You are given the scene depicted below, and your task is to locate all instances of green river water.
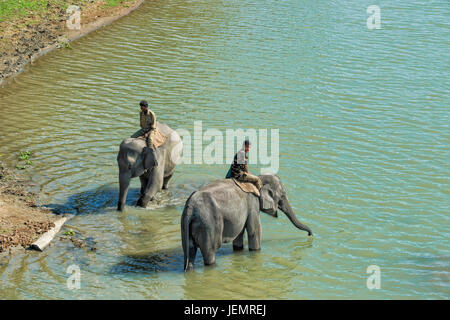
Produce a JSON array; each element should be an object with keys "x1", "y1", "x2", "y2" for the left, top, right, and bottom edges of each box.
[{"x1": 0, "y1": 0, "x2": 449, "y2": 299}]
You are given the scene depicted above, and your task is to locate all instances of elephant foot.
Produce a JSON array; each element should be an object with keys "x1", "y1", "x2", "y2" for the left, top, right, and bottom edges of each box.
[
  {"x1": 184, "y1": 263, "x2": 194, "y2": 272},
  {"x1": 233, "y1": 245, "x2": 244, "y2": 251},
  {"x1": 136, "y1": 198, "x2": 147, "y2": 208},
  {"x1": 136, "y1": 193, "x2": 156, "y2": 208},
  {"x1": 249, "y1": 247, "x2": 261, "y2": 251}
]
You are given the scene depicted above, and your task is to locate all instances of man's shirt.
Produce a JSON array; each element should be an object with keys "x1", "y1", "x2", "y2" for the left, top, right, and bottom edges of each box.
[
  {"x1": 140, "y1": 109, "x2": 156, "y2": 132},
  {"x1": 231, "y1": 150, "x2": 247, "y2": 178}
]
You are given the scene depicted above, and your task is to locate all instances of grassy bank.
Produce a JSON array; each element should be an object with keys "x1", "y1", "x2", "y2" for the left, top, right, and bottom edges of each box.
[
  {"x1": 0, "y1": 0, "x2": 143, "y2": 84},
  {"x1": 0, "y1": 0, "x2": 135, "y2": 23}
]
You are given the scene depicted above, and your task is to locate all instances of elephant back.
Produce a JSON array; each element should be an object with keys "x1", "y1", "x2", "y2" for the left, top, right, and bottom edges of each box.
[{"x1": 156, "y1": 122, "x2": 183, "y2": 169}]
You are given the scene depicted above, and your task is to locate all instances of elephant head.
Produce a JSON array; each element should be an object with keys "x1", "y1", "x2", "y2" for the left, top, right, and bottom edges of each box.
[
  {"x1": 117, "y1": 142, "x2": 160, "y2": 211},
  {"x1": 259, "y1": 174, "x2": 313, "y2": 236}
]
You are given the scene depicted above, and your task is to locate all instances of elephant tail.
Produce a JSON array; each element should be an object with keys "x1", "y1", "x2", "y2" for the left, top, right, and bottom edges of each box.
[{"x1": 182, "y1": 193, "x2": 196, "y2": 271}]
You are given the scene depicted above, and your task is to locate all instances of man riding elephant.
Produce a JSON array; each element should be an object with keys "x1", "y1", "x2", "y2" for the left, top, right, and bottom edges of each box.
[
  {"x1": 226, "y1": 139, "x2": 262, "y2": 190},
  {"x1": 131, "y1": 100, "x2": 156, "y2": 148}
]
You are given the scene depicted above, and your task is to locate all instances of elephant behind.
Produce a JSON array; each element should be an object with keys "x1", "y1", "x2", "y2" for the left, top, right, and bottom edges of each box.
[
  {"x1": 181, "y1": 174, "x2": 313, "y2": 271},
  {"x1": 117, "y1": 122, "x2": 182, "y2": 211}
]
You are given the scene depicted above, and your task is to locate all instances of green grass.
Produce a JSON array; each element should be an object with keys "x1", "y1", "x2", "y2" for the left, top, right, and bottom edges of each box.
[
  {"x1": 18, "y1": 151, "x2": 31, "y2": 161},
  {"x1": 0, "y1": 0, "x2": 49, "y2": 23},
  {"x1": 58, "y1": 41, "x2": 72, "y2": 49},
  {"x1": 0, "y1": 0, "x2": 136, "y2": 23},
  {"x1": 16, "y1": 151, "x2": 32, "y2": 170},
  {"x1": 63, "y1": 229, "x2": 76, "y2": 236},
  {"x1": 104, "y1": 0, "x2": 134, "y2": 8}
]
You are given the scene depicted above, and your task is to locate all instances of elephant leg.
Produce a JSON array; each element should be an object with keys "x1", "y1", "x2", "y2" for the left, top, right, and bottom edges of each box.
[
  {"x1": 233, "y1": 229, "x2": 245, "y2": 251},
  {"x1": 139, "y1": 175, "x2": 148, "y2": 196},
  {"x1": 136, "y1": 175, "x2": 150, "y2": 207},
  {"x1": 246, "y1": 212, "x2": 262, "y2": 251},
  {"x1": 185, "y1": 238, "x2": 198, "y2": 271},
  {"x1": 162, "y1": 174, "x2": 173, "y2": 190}
]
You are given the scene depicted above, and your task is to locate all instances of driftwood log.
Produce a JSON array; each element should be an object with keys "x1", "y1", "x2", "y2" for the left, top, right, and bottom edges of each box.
[{"x1": 30, "y1": 215, "x2": 73, "y2": 251}]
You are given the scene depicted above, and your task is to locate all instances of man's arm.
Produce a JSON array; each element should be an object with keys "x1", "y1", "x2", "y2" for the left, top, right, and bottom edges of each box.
[{"x1": 150, "y1": 110, "x2": 157, "y2": 130}]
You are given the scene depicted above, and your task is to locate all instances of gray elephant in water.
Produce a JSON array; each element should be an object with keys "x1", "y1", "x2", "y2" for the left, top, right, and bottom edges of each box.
[
  {"x1": 181, "y1": 174, "x2": 313, "y2": 271},
  {"x1": 117, "y1": 122, "x2": 182, "y2": 211}
]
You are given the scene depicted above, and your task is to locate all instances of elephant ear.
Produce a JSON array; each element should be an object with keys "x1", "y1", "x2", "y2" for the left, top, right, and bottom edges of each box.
[
  {"x1": 259, "y1": 184, "x2": 276, "y2": 213},
  {"x1": 144, "y1": 148, "x2": 159, "y2": 170}
]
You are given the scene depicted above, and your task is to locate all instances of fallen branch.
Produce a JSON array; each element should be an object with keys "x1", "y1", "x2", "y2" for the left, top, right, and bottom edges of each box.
[{"x1": 30, "y1": 215, "x2": 73, "y2": 251}]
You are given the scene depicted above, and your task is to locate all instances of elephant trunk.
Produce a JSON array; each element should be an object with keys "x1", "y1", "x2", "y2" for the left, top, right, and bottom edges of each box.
[
  {"x1": 117, "y1": 171, "x2": 131, "y2": 211},
  {"x1": 279, "y1": 197, "x2": 313, "y2": 236}
]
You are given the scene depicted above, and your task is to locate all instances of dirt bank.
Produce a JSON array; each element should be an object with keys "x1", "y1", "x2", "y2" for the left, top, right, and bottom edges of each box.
[
  {"x1": 0, "y1": 162, "x2": 58, "y2": 255},
  {"x1": 0, "y1": 0, "x2": 145, "y2": 86}
]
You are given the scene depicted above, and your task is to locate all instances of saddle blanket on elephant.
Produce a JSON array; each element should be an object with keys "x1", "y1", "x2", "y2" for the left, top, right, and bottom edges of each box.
[
  {"x1": 232, "y1": 178, "x2": 260, "y2": 197},
  {"x1": 137, "y1": 128, "x2": 167, "y2": 148}
]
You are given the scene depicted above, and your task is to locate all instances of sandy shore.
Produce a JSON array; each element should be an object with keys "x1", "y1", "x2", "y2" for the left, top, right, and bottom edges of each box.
[
  {"x1": 0, "y1": 0, "x2": 145, "y2": 87},
  {"x1": 0, "y1": 162, "x2": 58, "y2": 257}
]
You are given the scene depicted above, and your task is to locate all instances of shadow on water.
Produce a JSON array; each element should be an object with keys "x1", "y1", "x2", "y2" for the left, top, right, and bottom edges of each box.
[
  {"x1": 44, "y1": 180, "x2": 200, "y2": 215},
  {"x1": 110, "y1": 247, "x2": 185, "y2": 275},
  {"x1": 44, "y1": 185, "x2": 125, "y2": 216}
]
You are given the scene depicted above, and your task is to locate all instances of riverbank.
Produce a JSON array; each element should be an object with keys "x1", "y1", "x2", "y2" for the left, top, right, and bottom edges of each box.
[
  {"x1": 0, "y1": 0, "x2": 145, "y2": 86},
  {"x1": 0, "y1": 162, "x2": 58, "y2": 257}
]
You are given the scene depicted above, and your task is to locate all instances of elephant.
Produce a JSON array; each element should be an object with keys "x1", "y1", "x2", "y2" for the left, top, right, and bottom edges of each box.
[
  {"x1": 181, "y1": 174, "x2": 313, "y2": 271},
  {"x1": 117, "y1": 122, "x2": 182, "y2": 211}
]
